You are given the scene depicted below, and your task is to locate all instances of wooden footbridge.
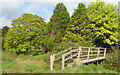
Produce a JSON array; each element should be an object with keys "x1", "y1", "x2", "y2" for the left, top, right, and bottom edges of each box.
[{"x1": 50, "y1": 46, "x2": 107, "y2": 70}]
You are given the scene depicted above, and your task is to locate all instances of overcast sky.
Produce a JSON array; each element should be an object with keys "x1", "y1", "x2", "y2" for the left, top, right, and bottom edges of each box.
[{"x1": 0, "y1": 0, "x2": 119, "y2": 28}]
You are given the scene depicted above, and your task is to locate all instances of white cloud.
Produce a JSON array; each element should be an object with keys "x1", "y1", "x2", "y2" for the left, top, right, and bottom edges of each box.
[
  {"x1": 1, "y1": 2, "x2": 19, "y2": 17},
  {"x1": 22, "y1": 2, "x2": 55, "y2": 23},
  {"x1": 0, "y1": 16, "x2": 12, "y2": 28},
  {"x1": 22, "y1": 2, "x2": 54, "y2": 13},
  {"x1": 63, "y1": 2, "x2": 79, "y2": 16},
  {"x1": 0, "y1": 0, "x2": 119, "y2": 29},
  {"x1": 0, "y1": 0, "x2": 24, "y2": 2},
  {"x1": 23, "y1": 2, "x2": 43, "y2": 12},
  {"x1": 0, "y1": 0, "x2": 24, "y2": 28}
]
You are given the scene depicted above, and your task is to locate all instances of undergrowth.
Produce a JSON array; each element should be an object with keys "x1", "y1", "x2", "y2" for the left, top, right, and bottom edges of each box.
[{"x1": 2, "y1": 51, "x2": 118, "y2": 73}]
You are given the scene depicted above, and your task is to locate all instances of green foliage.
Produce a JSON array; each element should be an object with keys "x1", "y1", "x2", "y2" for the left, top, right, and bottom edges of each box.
[
  {"x1": 1, "y1": 26, "x2": 9, "y2": 50},
  {"x1": 64, "y1": 2, "x2": 95, "y2": 48},
  {"x1": 28, "y1": 49, "x2": 44, "y2": 56},
  {"x1": 102, "y1": 46, "x2": 119, "y2": 72},
  {"x1": 44, "y1": 3, "x2": 70, "y2": 52},
  {"x1": 42, "y1": 35, "x2": 55, "y2": 53},
  {"x1": 118, "y1": 16, "x2": 120, "y2": 72},
  {"x1": 1, "y1": 26, "x2": 9, "y2": 37},
  {"x1": 51, "y1": 41, "x2": 79, "y2": 54},
  {"x1": 4, "y1": 13, "x2": 46, "y2": 53},
  {"x1": 47, "y1": 2, "x2": 70, "y2": 41},
  {"x1": 65, "y1": 2, "x2": 89, "y2": 43},
  {"x1": 2, "y1": 1, "x2": 119, "y2": 72},
  {"x1": 87, "y1": 0, "x2": 118, "y2": 47}
]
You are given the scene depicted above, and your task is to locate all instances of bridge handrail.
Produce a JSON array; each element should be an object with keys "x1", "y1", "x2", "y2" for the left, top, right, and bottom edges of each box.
[
  {"x1": 50, "y1": 46, "x2": 107, "y2": 70},
  {"x1": 50, "y1": 46, "x2": 77, "y2": 70}
]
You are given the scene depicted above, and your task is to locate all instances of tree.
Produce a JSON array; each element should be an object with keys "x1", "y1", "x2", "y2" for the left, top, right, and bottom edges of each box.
[
  {"x1": 65, "y1": 2, "x2": 90, "y2": 44},
  {"x1": 102, "y1": 5, "x2": 119, "y2": 72},
  {"x1": 1, "y1": 26, "x2": 9, "y2": 50},
  {"x1": 47, "y1": 2, "x2": 70, "y2": 43},
  {"x1": 2, "y1": 26, "x2": 9, "y2": 37},
  {"x1": 117, "y1": 3, "x2": 120, "y2": 71},
  {"x1": 44, "y1": 3, "x2": 70, "y2": 52},
  {"x1": 4, "y1": 13, "x2": 46, "y2": 53},
  {"x1": 87, "y1": 0, "x2": 118, "y2": 47},
  {"x1": 118, "y1": 16, "x2": 120, "y2": 49}
]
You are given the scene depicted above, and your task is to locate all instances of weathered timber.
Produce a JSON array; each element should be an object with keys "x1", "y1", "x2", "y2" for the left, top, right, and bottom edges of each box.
[
  {"x1": 55, "y1": 47, "x2": 72, "y2": 56},
  {"x1": 62, "y1": 54, "x2": 65, "y2": 70},
  {"x1": 54, "y1": 49, "x2": 78, "y2": 61},
  {"x1": 81, "y1": 51, "x2": 104, "y2": 52},
  {"x1": 81, "y1": 57, "x2": 106, "y2": 63},
  {"x1": 64, "y1": 49, "x2": 78, "y2": 56},
  {"x1": 50, "y1": 55, "x2": 53, "y2": 70},
  {"x1": 78, "y1": 47, "x2": 81, "y2": 60},
  {"x1": 104, "y1": 48, "x2": 106, "y2": 57},
  {"x1": 97, "y1": 48, "x2": 100, "y2": 60},
  {"x1": 87, "y1": 48, "x2": 90, "y2": 62},
  {"x1": 81, "y1": 47, "x2": 106, "y2": 49},
  {"x1": 50, "y1": 46, "x2": 107, "y2": 70},
  {"x1": 65, "y1": 53, "x2": 78, "y2": 61},
  {"x1": 54, "y1": 57, "x2": 62, "y2": 61},
  {"x1": 53, "y1": 54, "x2": 55, "y2": 64}
]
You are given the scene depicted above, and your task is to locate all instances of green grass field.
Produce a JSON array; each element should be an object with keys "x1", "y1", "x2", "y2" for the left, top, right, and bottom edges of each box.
[{"x1": 2, "y1": 51, "x2": 118, "y2": 73}]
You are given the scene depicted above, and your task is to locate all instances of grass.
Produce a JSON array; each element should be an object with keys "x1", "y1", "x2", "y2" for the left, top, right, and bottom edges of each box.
[{"x1": 2, "y1": 51, "x2": 118, "y2": 73}]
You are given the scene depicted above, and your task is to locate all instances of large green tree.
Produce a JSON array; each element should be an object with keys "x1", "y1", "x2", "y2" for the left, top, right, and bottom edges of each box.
[
  {"x1": 65, "y1": 2, "x2": 90, "y2": 44},
  {"x1": 47, "y1": 2, "x2": 70, "y2": 43},
  {"x1": 87, "y1": 1, "x2": 118, "y2": 47},
  {"x1": 4, "y1": 13, "x2": 46, "y2": 53},
  {"x1": 43, "y1": 3, "x2": 70, "y2": 52}
]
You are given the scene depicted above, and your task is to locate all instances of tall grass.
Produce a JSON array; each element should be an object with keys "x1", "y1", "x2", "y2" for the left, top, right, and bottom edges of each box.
[{"x1": 2, "y1": 51, "x2": 118, "y2": 73}]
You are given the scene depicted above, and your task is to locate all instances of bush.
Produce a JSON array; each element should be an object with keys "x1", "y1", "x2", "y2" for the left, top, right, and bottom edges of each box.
[
  {"x1": 28, "y1": 49, "x2": 44, "y2": 56},
  {"x1": 102, "y1": 45, "x2": 119, "y2": 72}
]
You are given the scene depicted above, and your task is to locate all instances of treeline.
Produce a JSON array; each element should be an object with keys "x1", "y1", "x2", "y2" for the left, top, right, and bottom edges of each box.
[{"x1": 2, "y1": 1, "x2": 118, "y2": 53}]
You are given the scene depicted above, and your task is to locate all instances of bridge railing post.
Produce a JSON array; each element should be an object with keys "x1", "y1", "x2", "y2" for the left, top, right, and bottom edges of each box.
[
  {"x1": 104, "y1": 48, "x2": 106, "y2": 57},
  {"x1": 97, "y1": 48, "x2": 100, "y2": 65},
  {"x1": 50, "y1": 55, "x2": 53, "y2": 70},
  {"x1": 87, "y1": 48, "x2": 90, "y2": 62},
  {"x1": 62, "y1": 54, "x2": 65, "y2": 70},
  {"x1": 78, "y1": 46, "x2": 81, "y2": 60},
  {"x1": 91, "y1": 48, "x2": 93, "y2": 55},
  {"x1": 97, "y1": 48, "x2": 100, "y2": 60},
  {"x1": 53, "y1": 54, "x2": 55, "y2": 65}
]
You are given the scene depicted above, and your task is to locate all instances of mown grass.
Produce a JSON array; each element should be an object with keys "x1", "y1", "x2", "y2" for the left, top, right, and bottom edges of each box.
[{"x1": 2, "y1": 51, "x2": 118, "y2": 73}]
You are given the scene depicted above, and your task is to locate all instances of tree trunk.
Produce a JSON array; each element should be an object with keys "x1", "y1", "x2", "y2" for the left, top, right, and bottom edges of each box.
[{"x1": 51, "y1": 26, "x2": 54, "y2": 39}]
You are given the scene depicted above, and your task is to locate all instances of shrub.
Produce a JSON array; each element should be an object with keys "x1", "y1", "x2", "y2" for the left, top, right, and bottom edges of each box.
[{"x1": 102, "y1": 45, "x2": 119, "y2": 72}]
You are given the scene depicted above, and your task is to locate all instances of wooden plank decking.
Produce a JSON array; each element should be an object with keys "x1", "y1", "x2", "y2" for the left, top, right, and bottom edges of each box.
[{"x1": 80, "y1": 56, "x2": 106, "y2": 63}]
